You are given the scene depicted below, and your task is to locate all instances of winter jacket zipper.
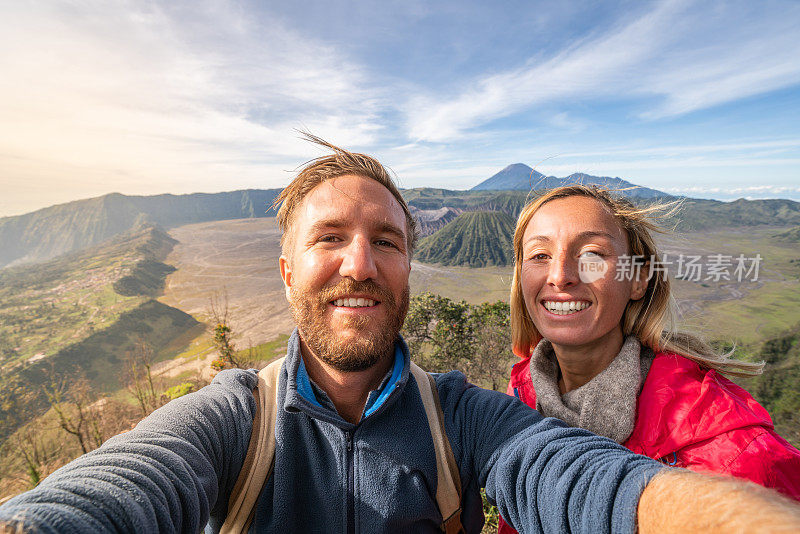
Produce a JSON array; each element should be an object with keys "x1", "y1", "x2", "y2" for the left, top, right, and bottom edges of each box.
[{"x1": 346, "y1": 430, "x2": 355, "y2": 534}]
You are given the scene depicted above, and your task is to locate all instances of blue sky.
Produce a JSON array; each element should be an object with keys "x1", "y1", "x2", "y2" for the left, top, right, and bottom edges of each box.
[{"x1": 1, "y1": 0, "x2": 799, "y2": 216}]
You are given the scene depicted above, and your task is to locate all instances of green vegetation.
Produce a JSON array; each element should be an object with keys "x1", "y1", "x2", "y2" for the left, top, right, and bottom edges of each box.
[
  {"x1": 0, "y1": 224, "x2": 177, "y2": 365},
  {"x1": 481, "y1": 489, "x2": 500, "y2": 533},
  {"x1": 690, "y1": 280, "x2": 800, "y2": 344},
  {"x1": 666, "y1": 226, "x2": 800, "y2": 344},
  {"x1": 209, "y1": 317, "x2": 289, "y2": 376},
  {"x1": 113, "y1": 259, "x2": 176, "y2": 297},
  {"x1": 211, "y1": 321, "x2": 241, "y2": 372},
  {"x1": 402, "y1": 293, "x2": 514, "y2": 391},
  {"x1": 164, "y1": 382, "x2": 196, "y2": 400},
  {"x1": 737, "y1": 324, "x2": 800, "y2": 448},
  {"x1": 235, "y1": 334, "x2": 289, "y2": 364},
  {"x1": 773, "y1": 225, "x2": 800, "y2": 243},
  {"x1": 416, "y1": 211, "x2": 515, "y2": 267},
  {"x1": 0, "y1": 299, "x2": 201, "y2": 442},
  {"x1": 206, "y1": 294, "x2": 288, "y2": 373},
  {"x1": 408, "y1": 191, "x2": 800, "y2": 268},
  {"x1": 0, "y1": 224, "x2": 202, "y2": 444},
  {"x1": 43, "y1": 300, "x2": 200, "y2": 389}
]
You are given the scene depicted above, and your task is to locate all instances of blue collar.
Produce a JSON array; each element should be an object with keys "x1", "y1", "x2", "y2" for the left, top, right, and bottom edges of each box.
[{"x1": 296, "y1": 346, "x2": 405, "y2": 420}]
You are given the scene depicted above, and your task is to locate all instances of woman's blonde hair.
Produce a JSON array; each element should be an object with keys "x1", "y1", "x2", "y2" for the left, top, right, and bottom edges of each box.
[{"x1": 510, "y1": 185, "x2": 763, "y2": 377}]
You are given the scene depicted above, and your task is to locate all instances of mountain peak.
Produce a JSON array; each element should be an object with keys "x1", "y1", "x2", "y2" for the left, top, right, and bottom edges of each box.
[
  {"x1": 471, "y1": 163, "x2": 544, "y2": 191},
  {"x1": 471, "y1": 164, "x2": 668, "y2": 198},
  {"x1": 503, "y1": 163, "x2": 533, "y2": 172}
]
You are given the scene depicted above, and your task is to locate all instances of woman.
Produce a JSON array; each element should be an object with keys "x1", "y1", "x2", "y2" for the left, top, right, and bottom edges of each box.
[{"x1": 498, "y1": 186, "x2": 800, "y2": 533}]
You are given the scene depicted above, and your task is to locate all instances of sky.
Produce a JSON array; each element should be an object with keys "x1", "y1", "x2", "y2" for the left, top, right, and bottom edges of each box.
[{"x1": 1, "y1": 0, "x2": 800, "y2": 217}]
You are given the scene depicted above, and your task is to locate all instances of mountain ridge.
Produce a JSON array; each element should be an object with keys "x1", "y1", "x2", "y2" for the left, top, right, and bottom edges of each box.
[
  {"x1": 0, "y1": 222, "x2": 200, "y2": 441},
  {"x1": 4, "y1": 177, "x2": 800, "y2": 269},
  {"x1": 415, "y1": 211, "x2": 515, "y2": 267},
  {"x1": 0, "y1": 189, "x2": 281, "y2": 268}
]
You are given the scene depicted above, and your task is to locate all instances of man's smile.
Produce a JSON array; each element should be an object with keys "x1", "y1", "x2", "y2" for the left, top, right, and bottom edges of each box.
[{"x1": 330, "y1": 294, "x2": 380, "y2": 308}]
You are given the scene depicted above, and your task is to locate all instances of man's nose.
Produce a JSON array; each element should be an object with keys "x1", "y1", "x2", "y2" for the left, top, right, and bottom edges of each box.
[
  {"x1": 339, "y1": 237, "x2": 378, "y2": 281},
  {"x1": 547, "y1": 254, "x2": 579, "y2": 288}
]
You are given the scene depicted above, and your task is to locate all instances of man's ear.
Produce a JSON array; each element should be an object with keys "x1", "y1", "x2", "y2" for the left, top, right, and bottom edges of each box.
[
  {"x1": 631, "y1": 261, "x2": 648, "y2": 301},
  {"x1": 279, "y1": 255, "x2": 292, "y2": 301}
]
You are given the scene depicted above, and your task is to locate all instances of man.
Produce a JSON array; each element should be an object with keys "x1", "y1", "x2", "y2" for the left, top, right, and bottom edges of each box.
[{"x1": 1, "y1": 137, "x2": 799, "y2": 533}]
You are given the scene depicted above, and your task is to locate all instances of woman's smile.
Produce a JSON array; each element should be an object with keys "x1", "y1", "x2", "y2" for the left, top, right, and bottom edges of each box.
[{"x1": 541, "y1": 299, "x2": 592, "y2": 316}]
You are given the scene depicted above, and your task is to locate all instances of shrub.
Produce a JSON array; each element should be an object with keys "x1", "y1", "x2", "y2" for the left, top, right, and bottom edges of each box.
[{"x1": 164, "y1": 382, "x2": 195, "y2": 400}]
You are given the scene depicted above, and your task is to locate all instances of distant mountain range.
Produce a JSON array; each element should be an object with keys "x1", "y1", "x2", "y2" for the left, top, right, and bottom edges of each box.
[
  {"x1": 3, "y1": 166, "x2": 800, "y2": 270},
  {"x1": 471, "y1": 163, "x2": 668, "y2": 199},
  {"x1": 0, "y1": 190, "x2": 280, "y2": 268}
]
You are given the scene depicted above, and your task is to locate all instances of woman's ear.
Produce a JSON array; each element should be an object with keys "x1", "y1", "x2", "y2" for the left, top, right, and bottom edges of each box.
[{"x1": 631, "y1": 261, "x2": 648, "y2": 301}]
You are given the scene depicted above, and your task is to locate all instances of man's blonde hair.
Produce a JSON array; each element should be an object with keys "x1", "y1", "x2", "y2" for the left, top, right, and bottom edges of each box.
[
  {"x1": 272, "y1": 133, "x2": 418, "y2": 256},
  {"x1": 510, "y1": 185, "x2": 763, "y2": 377}
]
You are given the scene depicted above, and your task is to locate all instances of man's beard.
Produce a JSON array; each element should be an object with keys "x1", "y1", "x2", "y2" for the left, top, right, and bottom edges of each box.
[{"x1": 289, "y1": 278, "x2": 409, "y2": 372}]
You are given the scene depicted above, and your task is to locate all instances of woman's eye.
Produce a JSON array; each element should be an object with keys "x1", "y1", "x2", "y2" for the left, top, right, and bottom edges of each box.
[
  {"x1": 580, "y1": 250, "x2": 602, "y2": 258},
  {"x1": 528, "y1": 253, "x2": 549, "y2": 261}
]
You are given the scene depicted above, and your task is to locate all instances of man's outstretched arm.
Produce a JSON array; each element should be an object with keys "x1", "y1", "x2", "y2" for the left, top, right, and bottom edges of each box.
[
  {"x1": 0, "y1": 369, "x2": 259, "y2": 533},
  {"x1": 638, "y1": 469, "x2": 800, "y2": 532}
]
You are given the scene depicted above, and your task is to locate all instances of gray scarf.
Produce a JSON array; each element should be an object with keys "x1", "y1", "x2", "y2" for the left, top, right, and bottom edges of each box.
[{"x1": 530, "y1": 336, "x2": 654, "y2": 443}]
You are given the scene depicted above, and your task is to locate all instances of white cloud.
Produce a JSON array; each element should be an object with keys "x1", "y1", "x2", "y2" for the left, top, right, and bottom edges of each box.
[
  {"x1": 664, "y1": 185, "x2": 800, "y2": 194},
  {"x1": 405, "y1": 1, "x2": 679, "y2": 141},
  {"x1": 537, "y1": 157, "x2": 800, "y2": 176},
  {"x1": 0, "y1": 0, "x2": 388, "y2": 215},
  {"x1": 406, "y1": 0, "x2": 800, "y2": 142},
  {"x1": 558, "y1": 139, "x2": 800, "y2": 159},
  {"x1": 662, "y1": 185, "x2": 800, "y2": 200}
]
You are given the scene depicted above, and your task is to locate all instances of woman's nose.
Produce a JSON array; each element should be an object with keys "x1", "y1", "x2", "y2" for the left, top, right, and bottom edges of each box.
[
  {"x1": 339, "y1": 237, "x2": 378, "y2": 281},
  {"x1": 547, "y1": 255, "x2": 579, "y2": 288}
]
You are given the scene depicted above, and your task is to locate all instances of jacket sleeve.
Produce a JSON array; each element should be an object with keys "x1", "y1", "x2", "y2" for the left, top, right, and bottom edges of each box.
[
  {"x1": 0, "y1": 369, "x2": 259, "y2": 534},
  {"x1": 722, "y1": 428, "x2": 800, "y2": 501},
  {"x1": 435, "y1": 371, "x2": 665, "y2": 534}
]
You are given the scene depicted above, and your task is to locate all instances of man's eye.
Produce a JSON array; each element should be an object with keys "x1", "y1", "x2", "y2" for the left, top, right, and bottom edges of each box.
[
  {"x1": 375, "y1": 239, "x2": 397, "y2": 249},
  {"x1": 318, "y1": 235, "x2": 340, "y2": 243}
]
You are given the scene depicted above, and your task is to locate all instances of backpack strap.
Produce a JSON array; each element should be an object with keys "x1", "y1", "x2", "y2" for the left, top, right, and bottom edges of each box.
[
  {"x1": 409, "y1": 362, "x2": 464, "y2": 534},
  {"x1": 220, "y1": 357, "x2": 285, "y2": 534}
]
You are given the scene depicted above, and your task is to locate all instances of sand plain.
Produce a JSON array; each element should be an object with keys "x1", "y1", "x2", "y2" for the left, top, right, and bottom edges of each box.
[{"x1": 159, "y1": 218, "x2": 799, "y2": 355}]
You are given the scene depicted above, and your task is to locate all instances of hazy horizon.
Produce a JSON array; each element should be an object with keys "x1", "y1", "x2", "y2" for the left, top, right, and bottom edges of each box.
[{"x1": 5, "y1": 173, "x2": 800, "y2": 220}]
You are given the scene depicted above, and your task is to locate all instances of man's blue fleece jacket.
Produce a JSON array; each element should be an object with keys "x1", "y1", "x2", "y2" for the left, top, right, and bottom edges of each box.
[{"x1": 0, "y1": 331, "x2": 664, "y2": 533}]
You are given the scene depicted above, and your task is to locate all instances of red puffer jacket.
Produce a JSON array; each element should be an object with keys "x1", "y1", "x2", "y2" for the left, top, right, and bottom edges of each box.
[{"x1": 498, "y1": 351, "x2": 800, "y2": 534}]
